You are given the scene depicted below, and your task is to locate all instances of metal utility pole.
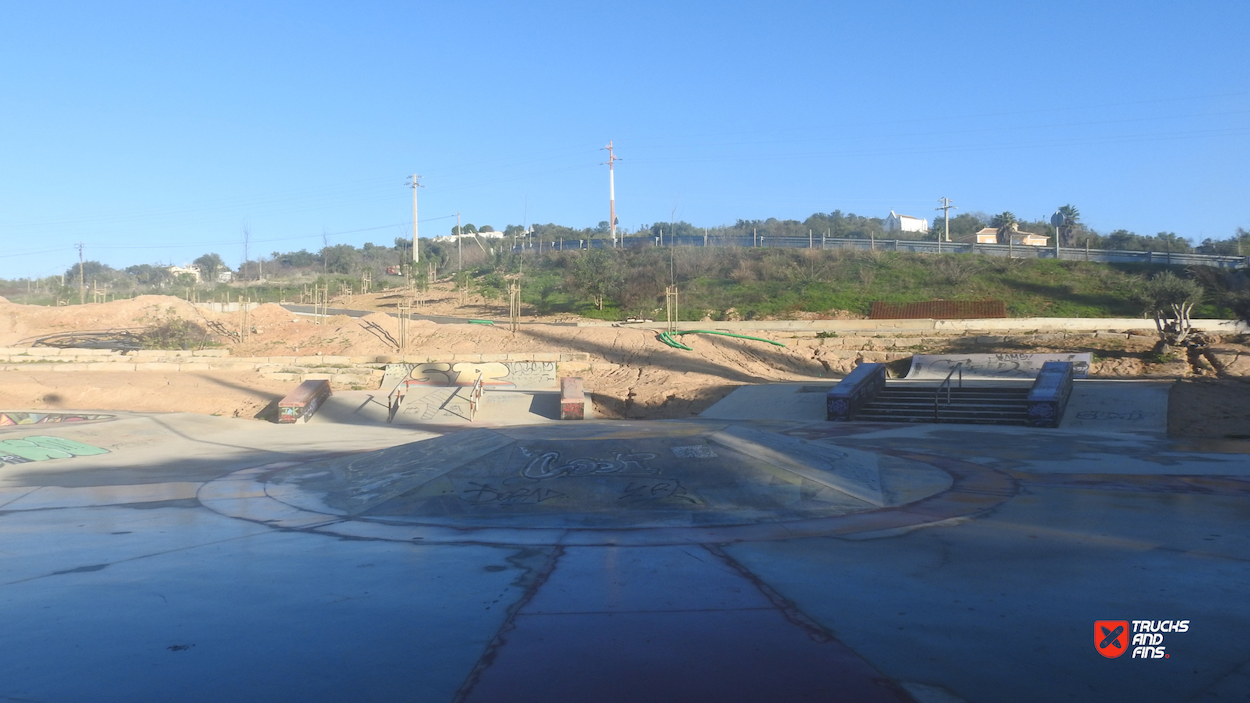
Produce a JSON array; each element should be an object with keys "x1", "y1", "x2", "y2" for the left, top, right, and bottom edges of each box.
[
  {"x1": 603, "y1": 141, "x2": 620, "y2": 247},
  {"x1": 407, "y1": 174, "x2": 423, "y2": 263},
  {"x1": 936, "y1": 198, "x2": 956, "y2": 243},
  {"x1": 1050, "y1": 210, "x2": 1066, "y2": 260},
  {"x1": 76, "y1": 243, "x2": 85, "y2": 305},
  {"x1": 456, "y1": 211, "x2": 462, "y2": 271}
]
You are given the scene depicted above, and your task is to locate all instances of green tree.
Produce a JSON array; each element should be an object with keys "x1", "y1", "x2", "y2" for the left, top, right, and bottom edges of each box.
[
  {"x1": 1196, "y1": 227, "x2": 1250, "y2": 256},
  {"x1": 125, "y1": 263, "x2": 173, "y2": 287},
  {"x1": 566, "y1": 249, "x2": 623, "y2": 310},
  {"x1": 1055, "y1": 205, "x2": 1081, "y2": 246},
  {"x1": 1135, "y1": 272, "x2": 1204, "y2": 347},
  {"x1": 193, "y1": 253, "x2": 226, "y2": 282},
  {"x1": 65, "y1": 260, "x2": 113, "y2": 281},
  {"x1": 321, "y1": 244, "x2": 361, "y2": 274}
]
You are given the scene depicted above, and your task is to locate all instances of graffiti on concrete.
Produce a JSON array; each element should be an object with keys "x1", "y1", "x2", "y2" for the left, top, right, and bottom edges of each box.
[
  {"x1": 670, "y1": 445, "x2": 717, "y2": 459},
  {"x1": 460, "y1": 482, "x2": 566, "y2": 505},
  {"x1": 391, "y1": 361, "x2": 559, "y2": 390},
  {"x1": 908, "y1": 353, "x2": 1091, "y2": 379},
  {"x1": 521, "y1": 450, "x2": 658, "y2": 480},
  {"x1": 397, "y1": 387, "x2": 465, "y2": 421},
  {"x1": 620, "y1": 479, "x2": 697, "y2": 504},
  {"x1": 0, "y1": 436, "x2": 110, "y2": 465},
  {"x1": 0, "y1": 412, "x2": 113, "y2": 428}
]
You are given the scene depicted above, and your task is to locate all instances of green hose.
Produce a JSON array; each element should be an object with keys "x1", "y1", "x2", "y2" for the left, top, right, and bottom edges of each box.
[
  {"x1": 467, "y1": 319, "x2": 495, "y2": 325},
  {"x1": 657, "y1": 331, "x2": 693, "y2": 351},
  {"x1": 674, "y1": 330, "x2": 786, "y2": 347}
]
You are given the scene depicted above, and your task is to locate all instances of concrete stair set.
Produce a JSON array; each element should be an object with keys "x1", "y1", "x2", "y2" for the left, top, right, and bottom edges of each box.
[
  {"x1": 827, "y1": 360, "x2": 1075, "y2": 427},
  {"x1": 855, "y1": 385, "x2": 1032, "y2": 425}
]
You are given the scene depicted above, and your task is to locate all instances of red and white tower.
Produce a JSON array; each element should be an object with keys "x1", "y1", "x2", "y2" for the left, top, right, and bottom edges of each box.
[{"x1": 604, "y1": 141, "x2": 620, "y2": 247}]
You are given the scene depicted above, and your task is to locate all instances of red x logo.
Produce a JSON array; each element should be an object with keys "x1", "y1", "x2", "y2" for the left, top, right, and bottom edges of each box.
[{"x1": 1095, "y1": 620, "x2": 1129, "y2": 658}]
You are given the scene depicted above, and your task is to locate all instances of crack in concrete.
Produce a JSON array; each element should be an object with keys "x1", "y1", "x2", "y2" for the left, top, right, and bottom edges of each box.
[
  {"x1": 452, "y1": 545, "x2": 563, "y2": 703},
  {"x1": 702, "y1": 543, "x2": 834, "y2": 644}
]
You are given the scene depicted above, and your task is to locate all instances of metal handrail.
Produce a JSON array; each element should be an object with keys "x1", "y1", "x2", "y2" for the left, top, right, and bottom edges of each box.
[
  {"x1": 934, "y1": 363, "x2": 963, "y2": 422},
  {"x1": 386, "y1": 365, "x2": 417, "y2": 423}
]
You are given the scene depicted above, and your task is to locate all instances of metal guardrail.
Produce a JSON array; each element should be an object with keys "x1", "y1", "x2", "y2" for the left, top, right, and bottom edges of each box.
[
  {"x1": 514, "y1": 236, "x2": 1248, "y2": 269},
  {"x1": 934, "y1": 363, "x2": 964, "y2": 422}
]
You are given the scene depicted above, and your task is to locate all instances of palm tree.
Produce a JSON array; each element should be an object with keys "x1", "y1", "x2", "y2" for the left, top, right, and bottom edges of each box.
[
  {"x1": 1057, "y1": 205, "x2": 1081, "y2": 246},
  {"x1": 991, "y1": 212, "x2": 1017, "y2": 244}
]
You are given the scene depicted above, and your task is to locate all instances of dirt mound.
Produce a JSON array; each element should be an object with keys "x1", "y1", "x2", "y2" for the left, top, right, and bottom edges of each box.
[{"x1": 0, "y1": 295, "x2": 211, "y2": 346}]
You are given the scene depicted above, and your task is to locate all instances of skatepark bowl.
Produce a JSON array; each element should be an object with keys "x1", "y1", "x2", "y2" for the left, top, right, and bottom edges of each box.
[{"x1": 1, "y1": 380, "x2": 1249, "y2": 703}]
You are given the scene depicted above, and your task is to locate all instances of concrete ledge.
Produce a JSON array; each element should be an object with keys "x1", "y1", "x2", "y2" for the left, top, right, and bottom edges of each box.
[
  {"x1": 86, "y1": 362, "x2": 137, "y2": 371},
  {"x1": 133, "y1": 362, "x2": 183, "y2": 372}
]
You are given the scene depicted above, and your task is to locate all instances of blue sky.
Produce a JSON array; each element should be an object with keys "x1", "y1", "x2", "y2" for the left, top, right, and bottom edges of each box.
[{"x1": 2, "y1": 0, "x2": 1247, "y2": 278}]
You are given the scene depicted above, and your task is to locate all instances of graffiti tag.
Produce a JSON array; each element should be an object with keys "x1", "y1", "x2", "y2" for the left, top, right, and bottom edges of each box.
[
  {"x1": 402, "y1": 361, "x2": 558, "y2": 390},
  {"x1": 521, "y1": 451, "x2": 658, "y2": 480},
  {"x1": 460, "y1": 482, "x2": 566, "y2": 505},
  {"x1": 619, "y1": 480, "x2": 697, "y2": 504}
]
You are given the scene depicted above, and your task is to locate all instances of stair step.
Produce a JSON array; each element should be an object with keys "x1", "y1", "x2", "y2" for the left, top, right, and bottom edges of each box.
[
  {"x1": 877, "y1": 391, "x2": 1030, "y2": 398},
  {"x1": 865, "y1": 397, "x2": 1030, "y2": 407},
  {"x1": 853, "y1": 415, "x2": 1031, "y2": 426},
  {"x1": 835, "y1": 380, "x2": 1044, "y2": 426},
  {"x1": 859, "y1": 409, "x2": 1028, "y2": 416}
]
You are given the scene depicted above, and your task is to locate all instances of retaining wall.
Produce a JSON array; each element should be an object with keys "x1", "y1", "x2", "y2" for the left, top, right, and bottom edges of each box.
[
  {"x1": 0, "y1": 348, "x2": 596, "y2": 387},
  {"x1": 612, "y1": 317, "x2": 1249, "y2": 334}
]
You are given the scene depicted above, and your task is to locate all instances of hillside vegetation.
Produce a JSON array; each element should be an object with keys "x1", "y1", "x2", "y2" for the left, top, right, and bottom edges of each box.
[
  {"x1": 492, "y1": 248, "x2": 1249, "y2": 321},
  {"x1": 4, "y1": 244, "x2": 1248, "y2": 323}
]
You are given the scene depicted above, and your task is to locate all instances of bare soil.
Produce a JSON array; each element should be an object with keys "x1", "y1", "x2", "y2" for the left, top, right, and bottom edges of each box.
[
  {"x1": 0, "y1": 370, "x2": 292, "y2": 420},
  {"x1": 1, "y1": 294, "x2": 1248, "y2": 436}
]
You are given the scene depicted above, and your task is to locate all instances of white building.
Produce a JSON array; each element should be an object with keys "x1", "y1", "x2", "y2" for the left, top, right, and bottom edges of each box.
[
  {"x1": 432, "y1": 230, "x2": 508, "y2": 243},
  {"x1": 167, "y1": 264, "x2": 201, "y2": 282},
  {"x1": 885, "y1": 211, "x2": 929, "y2": 233}
]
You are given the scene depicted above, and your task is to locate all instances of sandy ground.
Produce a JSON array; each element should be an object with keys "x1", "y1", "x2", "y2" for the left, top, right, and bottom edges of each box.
[
  {"x1": 0, "y1": 370, "x2": 293, "y2": 419},
  {"x1": 1, "y1": 294, "x2": 1248, "y2": 437}
]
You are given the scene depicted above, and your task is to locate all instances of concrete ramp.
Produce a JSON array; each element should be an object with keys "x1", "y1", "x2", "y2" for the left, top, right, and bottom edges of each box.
[
  {"x1": 708, "y1": 425, "x2": 884, "y2": 506},
  {"x1": 260, "y1": 422, "x2": 950, "y2": 531},
  {"x1": 907, "y1": 353, "x2": 1091, "y2": 380}
]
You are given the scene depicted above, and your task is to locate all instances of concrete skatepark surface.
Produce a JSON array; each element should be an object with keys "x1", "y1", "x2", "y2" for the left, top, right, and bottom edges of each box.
[{"x1": 2, "y1": 382, "x2": 1249, "y2": 702}]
